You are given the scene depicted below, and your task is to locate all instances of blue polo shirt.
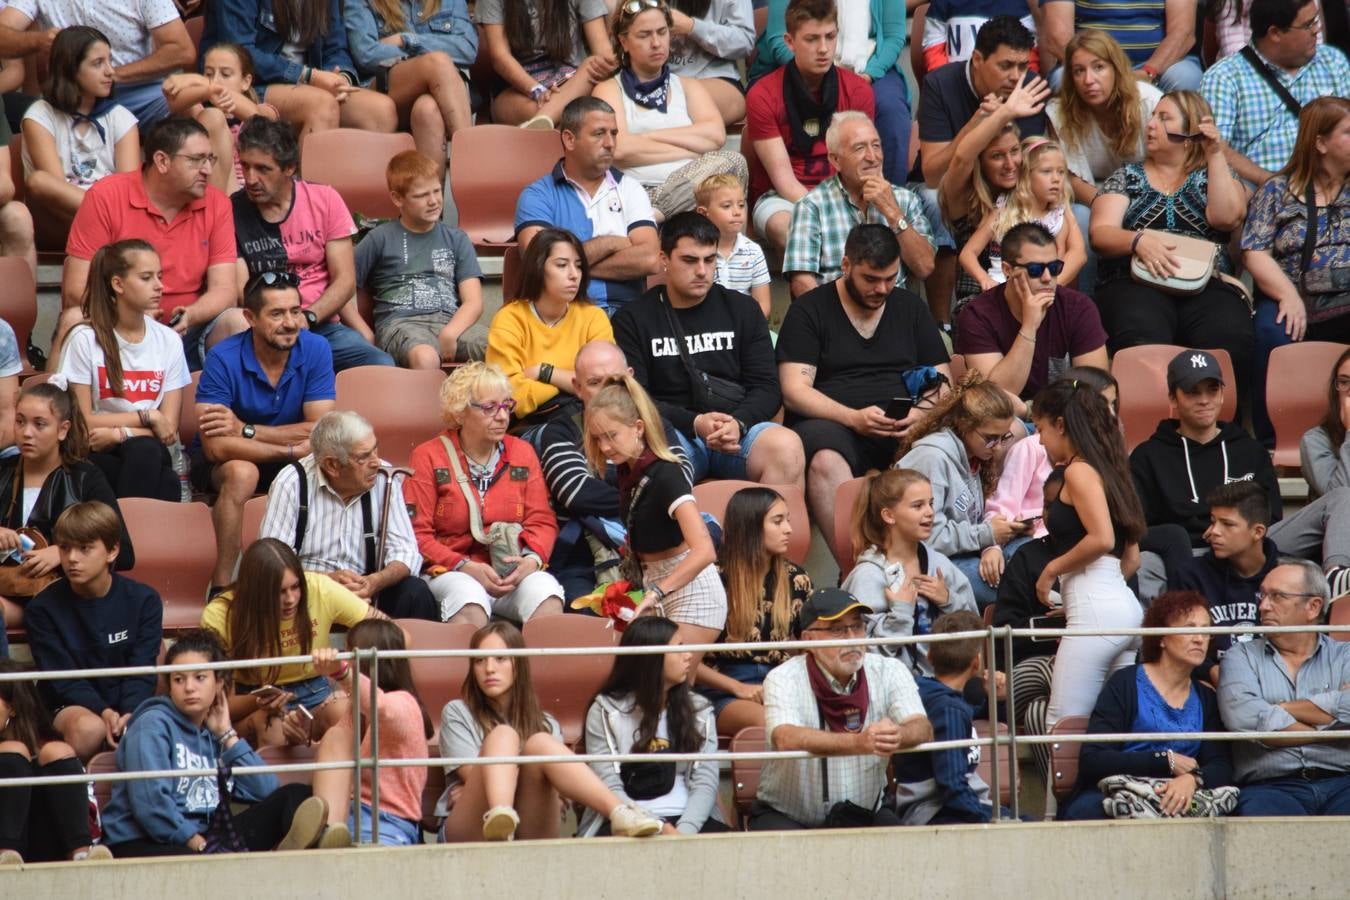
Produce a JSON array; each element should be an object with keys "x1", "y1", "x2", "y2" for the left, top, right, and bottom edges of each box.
[
  {"x1": 196, "y1": 329, "x2": 336, "y2": 427},
  {"x1": 514, "y1": 159, "x2": 657, "y2": 313}
]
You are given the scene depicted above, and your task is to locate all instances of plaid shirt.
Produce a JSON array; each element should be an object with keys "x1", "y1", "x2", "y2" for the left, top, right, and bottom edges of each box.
[
  {"x1": 759, "y1": 653, "x2": 926, "y2": 826},
  {"x1": 1201, "y1": 43, "x2": 1350, "y2": 175},
  {"x1": 783, "y1": 175, "x2": 934, "y2": 283}
]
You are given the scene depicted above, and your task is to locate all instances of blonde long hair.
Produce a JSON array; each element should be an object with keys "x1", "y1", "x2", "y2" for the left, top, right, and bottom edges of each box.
[
  {"x1": 367, "y1": 0, "x2": 439, "y2": 33},
  {"x1": 940, "y1": 121, "x2": 1021, "y2": 229},
  {"x1": 582, "y1": 374, "x2": 679, "y2": 473},
  {"x1": 991, "y1": 137, "x2": 1069, "y2": 239},
  {"x1": 1056, "y1": 30, "x2": 1147, "y2": 164}
]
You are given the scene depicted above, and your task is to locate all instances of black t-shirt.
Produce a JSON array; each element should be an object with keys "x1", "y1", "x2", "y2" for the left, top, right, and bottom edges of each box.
[
  {"x1": 776, "y1": 282, "x2": 950, "y2": 414},
  {"x1": 623, "y1": 458, "x2": 694, "y2": 554},
  {"x1": 916, "y1": 61, "x2": 1047, "y2": 144}
]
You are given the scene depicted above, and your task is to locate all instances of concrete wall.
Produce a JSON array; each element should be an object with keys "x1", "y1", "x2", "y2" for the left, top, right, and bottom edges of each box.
[{"x1": 1, "y1": 819, "x2": 1343, "y2": 899}]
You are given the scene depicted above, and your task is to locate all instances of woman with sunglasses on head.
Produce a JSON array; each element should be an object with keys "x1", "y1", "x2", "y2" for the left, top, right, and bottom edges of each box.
[
  {"x1": 895, "y1": 374, "x2": 1025, "y2": 610},
  {"x1": 1088, "y1": 90, "x2": 1253, "y2": 394},
  {"x1": 1031, "y1": 377, "x2": 1147, "y2": 729},
  {"x1": 485, "y1": 227, "x2": 614, "y2": 431},
  {"x1": 404, "y1": 362, "x2": 565, "y2": 626}
]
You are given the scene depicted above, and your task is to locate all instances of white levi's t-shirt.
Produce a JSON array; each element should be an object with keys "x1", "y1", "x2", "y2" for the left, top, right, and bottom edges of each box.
[{"x1": 59, "y1": 317, "x2": 191, "y2": 413}]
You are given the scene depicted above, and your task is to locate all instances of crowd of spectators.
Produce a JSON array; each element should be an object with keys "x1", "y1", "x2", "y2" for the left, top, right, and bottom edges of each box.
[{"x1": 1, "y1": 0, "x2": 1350, "y2": 863}]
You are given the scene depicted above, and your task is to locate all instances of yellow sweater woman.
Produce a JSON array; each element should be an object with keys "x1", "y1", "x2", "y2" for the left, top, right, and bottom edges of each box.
[{"x1": 486, "y1": 228, "x2": 615, "y2": 423}]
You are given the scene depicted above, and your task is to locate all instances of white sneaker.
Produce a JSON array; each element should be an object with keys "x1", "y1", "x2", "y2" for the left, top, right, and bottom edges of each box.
[
  {"x1": 482, "y1": 805, "x2": 520, "y2": 841},
  {"x1": 608, "y1": 803, "x2": 662, "y2": 837},
  {"x1": 519, "y1": 114, "x2": 554, "y2": 130}
]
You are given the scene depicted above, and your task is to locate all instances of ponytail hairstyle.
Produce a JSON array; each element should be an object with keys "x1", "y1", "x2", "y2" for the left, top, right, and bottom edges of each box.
[
  {"x1": 851, "y1": 468, "x2": 932, "y2": 560},
  {"x1": 718, "y1": 487, "x2": 793, "y2": 644},
  {"x1": 898, "y1": 373, "x2": 1015, "y2": 497},
  {"x1": 1031, "y1": 378, "x2": 1146, "y2": 544},
  {"x1": 347, "y1": 619, "x2": 434, "y2": 740},
  {"x1": 19, "y1": 380, "x2": 90, "y2": 466},
  {"x1": 582, "y1": 374, "x2": 679, "y2": 472},
  {"x1": 599, "y1": 616, "x2": 701, "y2": 754},
  {"x1": 80, "y1": 239, "x2": 158, "y2": 398}
]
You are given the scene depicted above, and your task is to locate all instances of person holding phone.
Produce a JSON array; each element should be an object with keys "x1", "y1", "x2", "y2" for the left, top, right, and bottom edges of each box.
[
  {"x1": 200, "y1": 538, "x2": 389, "y2": 748},
  {"x1": 896, "y1": 375, "x2": 1027, "y2": 609},
  {"x1": 841, "y1": 468, "x2": 977, "y2": 678},
  {"x1": 955, "y1": 221, "x2": 1108, "y2": 419}
]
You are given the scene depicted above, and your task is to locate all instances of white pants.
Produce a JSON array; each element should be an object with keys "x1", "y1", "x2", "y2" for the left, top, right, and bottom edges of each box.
[
  {"x1": 1045, "y1": 556, "x2": 1142, "y2": 728},
  {"x1": 426, "y1": 569, "x2": 564, "y2": 623}
]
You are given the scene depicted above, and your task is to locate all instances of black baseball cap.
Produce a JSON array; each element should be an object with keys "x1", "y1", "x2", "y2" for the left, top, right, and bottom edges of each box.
[
  {"x1": 1166, "y1": 349, "x2": 1225, "y2": 392},
  {"x1": 798, "y1": 588, "x2": 869, "y2": 633}
]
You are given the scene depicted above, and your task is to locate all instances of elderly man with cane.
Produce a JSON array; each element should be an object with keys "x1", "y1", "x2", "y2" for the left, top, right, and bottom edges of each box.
[{"x1": 258, "y1": 410, "x2": 434, "y2": 619}]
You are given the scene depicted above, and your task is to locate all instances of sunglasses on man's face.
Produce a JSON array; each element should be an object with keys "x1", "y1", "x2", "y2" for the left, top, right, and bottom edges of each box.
[{"x1": 1011, "y1": 259, "x2": 1065, "y2": 279}]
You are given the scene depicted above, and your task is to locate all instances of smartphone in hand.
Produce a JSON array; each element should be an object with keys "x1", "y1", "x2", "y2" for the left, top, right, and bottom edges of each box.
[{"x1": 884, "y1": 396, "x2": 913, "y2": 421}]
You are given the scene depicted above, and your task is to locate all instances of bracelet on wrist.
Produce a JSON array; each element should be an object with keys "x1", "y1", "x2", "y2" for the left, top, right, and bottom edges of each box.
[
  {"x1": 538, "y1": 362, "x2": 555, "y2": 385},
  {"x1": 649, "y1": 584, "x2": 668, "y2": 602},
  {"x1": 1130, "y1": 231, "x2": 1145, "y2": 255},
  {"x1": 1017, "y1": 330, "x2": 1036, "y2": 345},
  {"x1": 217, "y1": 728, "x2": 238, "y2": 747}
]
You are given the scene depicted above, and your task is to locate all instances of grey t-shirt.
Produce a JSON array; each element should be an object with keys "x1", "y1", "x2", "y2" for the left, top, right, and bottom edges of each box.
[
  {"x1": 354, "y1": 220, "x2": 483, "y2": 328},
  {"x1": 435, "y1": 699, "x2": 562, "y2": 817},
  {"x1": 474, "y1": 0, "x2": 609, "y2": 67}
]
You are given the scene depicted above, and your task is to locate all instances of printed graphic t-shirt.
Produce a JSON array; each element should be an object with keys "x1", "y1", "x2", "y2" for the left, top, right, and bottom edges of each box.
[
  {"x1": 232, "y1": 179, "x2": 356, "y2": 314},
  {"x1": 58, "y1": 316, "x2": 192, "y2": 413}
]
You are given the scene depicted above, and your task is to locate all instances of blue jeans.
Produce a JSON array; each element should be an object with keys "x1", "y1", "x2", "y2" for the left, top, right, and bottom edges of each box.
[
  {"x1": 112, "y1": 81, "x2": 172, "y2": 127},
  {"x1": 312, "y1": 321, "x2": 395, "y2": 371},
  {"x1": 672, "y1": 420, "x2": 778, "y2": 482},
  {"x1": 696, "y1": 660, "x2": 774, "y2": 717},
  {"x1": 1060, "y1": 788, "x2": 1109, "y2": 820},
  {"x1": 952, "y1": 535, "x2": 1032, "y2": 610},
  {"x1": 1070, "y1": 202, "x2": 1098, "y2": 294},
  {"x1": 914, "y1": 183, "x2": 957, "y2": 250},
  {"x1": 1048, "y1": 56, "x2": 1202, "y2": 92},
  {"x1": 1234, "y1": 773, "x2": 1350, "y2": 816},
  {"x1": 350, "y1": 802, "x2": 421, "y2": 845},
  {"x1": 872, "y1": 68, "x2": 912, "y2": 186}
]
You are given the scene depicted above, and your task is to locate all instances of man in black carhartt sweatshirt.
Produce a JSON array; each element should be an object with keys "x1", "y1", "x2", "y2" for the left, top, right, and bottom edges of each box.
[
  {"x1": 24, "y1": 501, "x2": 163, "y2": 761},
  {"x1": 612, "y1": 212, "x2": 805, "y2": 487}
]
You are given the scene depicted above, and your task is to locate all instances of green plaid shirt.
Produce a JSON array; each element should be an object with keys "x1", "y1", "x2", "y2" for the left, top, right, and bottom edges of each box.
[
  {"x1": 783, "y1": 175, "x2": 933, "y2": 282},
  {"x1": 1201, "y1": 44, "x2": 1350, "y2": 175}
]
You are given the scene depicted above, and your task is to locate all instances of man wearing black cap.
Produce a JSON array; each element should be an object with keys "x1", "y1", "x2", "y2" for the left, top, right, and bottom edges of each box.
[
  {"x1": 750, "y1": 588, "x2": 933, "y2": 831},
  {"x1": 1131, "y1": 349, "x2": 1350, "y2": 598}
]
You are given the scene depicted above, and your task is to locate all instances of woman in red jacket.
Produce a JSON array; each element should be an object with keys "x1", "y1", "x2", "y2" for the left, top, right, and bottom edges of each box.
[{"x1": 404, "y1": 363, "x2": 563, "y2": 625}]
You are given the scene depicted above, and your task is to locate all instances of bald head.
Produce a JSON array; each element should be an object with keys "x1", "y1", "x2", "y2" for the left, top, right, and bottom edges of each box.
[{"x1": 573, "y1": 341, "x2": 633, "y2": 405}]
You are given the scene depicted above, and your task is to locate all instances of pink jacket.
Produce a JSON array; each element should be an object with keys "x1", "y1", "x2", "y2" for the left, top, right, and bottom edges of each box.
[{"x1": 985, "y1": 434, "x2": 1051, "y2": 538}]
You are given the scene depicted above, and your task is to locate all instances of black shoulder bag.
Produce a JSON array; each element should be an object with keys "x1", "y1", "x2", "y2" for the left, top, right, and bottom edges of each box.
[{"x1": 660, "y1": 293, "x2": 748, "y2": 415}]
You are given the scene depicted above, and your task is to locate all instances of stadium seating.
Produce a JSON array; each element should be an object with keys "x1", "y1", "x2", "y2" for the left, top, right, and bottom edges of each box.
[
  {"x1": 242, "y1": 495, "x2": 268, "y2": 548},
  {"x1": 691, "y1": 480, "x2": 811, "y2": 565},
  {"x1": 1112, "y1": 346, "x2": 1237, "y2": 452},
  {"x1": 396, "y1": 619, "x2": 478, "y2": 721},
  {"x1": 334, "y1": 365, "x2": 448, "y2": 468},
  {"x1": 120, "y1": 499, "x2": 216, "y2": 630},
  {"x1": 521, "y1": 614, "x2": 618, "y2": 746},
  {"x1": 88, "y1": 750, "x2": 118, "y2": 814},
  {"x1": 1331, "y1": 596, "x2": 1350, "y2": 641},
  {"x1": 1267, "y1": 342, "x2": 1347, "y2": 468},
  {"x1": 830, "y1": 476, "x2": 867, "y2": 575},
  {"x1": 974, "y1": 719, "x2": 1014, "y2": 808},
  {"x1": 449, "y1": 125, "x2": 561, "y2": 250},
  {"x1": 0, "y1": 256, "x2": 37, "y2": 375},
  {"x1": 300, "y1": 129, "x2": 417, "y2": 220},
  {"x1": 730, "y1": 725, "x2": 765, "y2": 828},
  {"x1": 1049, "y1": 715, "x2": 1090, "y2": 803}
]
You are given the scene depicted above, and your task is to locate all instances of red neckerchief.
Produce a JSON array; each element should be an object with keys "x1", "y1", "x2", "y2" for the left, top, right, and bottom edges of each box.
[{"x1": 806, "y1": 656, "x2": 870, "y2": 733}]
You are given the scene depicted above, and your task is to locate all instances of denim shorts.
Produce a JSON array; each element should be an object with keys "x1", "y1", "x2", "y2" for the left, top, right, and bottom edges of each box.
[
  {"x1": 672, "y1": 420, "x2": 778, "y2": 483},
  {"x1": 696, "y1": 660, "x2": 775, "y2": 717},
  {"x1": 350, "y1": 802, "x2": 421, "y2": 846}
]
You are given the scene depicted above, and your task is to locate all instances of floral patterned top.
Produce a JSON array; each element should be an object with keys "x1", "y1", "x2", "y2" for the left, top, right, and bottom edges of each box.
[
  {"x1": 707, "y1": 561, "x2": 811, "y2": 666},
  {"x1": 1241, "y1": 175, "x2": 1350, "y2": 292},
  {"x1": 1098, "y1": 162, "x2": 1235, "y2": 285}
]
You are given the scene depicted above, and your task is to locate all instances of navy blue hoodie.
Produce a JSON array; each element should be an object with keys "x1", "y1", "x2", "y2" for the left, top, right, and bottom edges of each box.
[
  {"x1": 24, "y1": 575, "x2": 163, "y2": 714},
  {"x1": 1172, "y1": 537, "x2": 1277, "y2": 673},
  {"x1": 891, "y1": 676, "x2": 992, "y2": 824},
  {"x1": 101, "y1": 696, "x2": 277, "y2": 848}
]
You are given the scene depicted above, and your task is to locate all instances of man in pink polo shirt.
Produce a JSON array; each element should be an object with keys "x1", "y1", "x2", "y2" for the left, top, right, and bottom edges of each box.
[{"x1": 55, "y1": 118, "x2": 238, "y2": 370}]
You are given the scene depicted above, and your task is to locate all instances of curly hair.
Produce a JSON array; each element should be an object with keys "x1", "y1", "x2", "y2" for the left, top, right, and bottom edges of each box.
[
  {"x1": 438, "y1": 362, "x2": 510, "y2": 429},
  {"x1": 898, "y1": 373, "x2": 1015, "y2": 497},
  {"x1": 1139, "y1": 590, "x2": 1211, "y2": 664}
]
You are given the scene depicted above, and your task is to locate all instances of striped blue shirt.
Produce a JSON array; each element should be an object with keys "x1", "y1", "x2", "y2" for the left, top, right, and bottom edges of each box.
[{"x1": 1041, "y1": 0, "x2": 1165, "y2": 65}]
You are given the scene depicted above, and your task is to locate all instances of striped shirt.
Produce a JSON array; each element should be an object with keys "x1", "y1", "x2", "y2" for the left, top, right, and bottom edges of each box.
[
  {"x1": 783, "y1": 174, "x2": 933, "y2": 284},
  {"x1": 759, "y1": 653, "x2": 926, "y2": 826},
  {"x1": 715, "y1": 233, "x2": 771, "y2": 296},
  {"x1": 258, "y1": 455, "x2": 421, "y2": 576},
  {"x1": 1201, "y1": 43, "x2": 1350, "y2": 175},
  {"x1": 1043, "y1": 0, "x2": 1166, "y2": 65},
  {"x1": 1218, "y1": 634, "x2": 1350, "y2": 783}
]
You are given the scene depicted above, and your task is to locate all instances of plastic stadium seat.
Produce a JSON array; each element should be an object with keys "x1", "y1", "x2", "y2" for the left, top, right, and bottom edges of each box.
[
  {"x1": 974, "y1": 719, "x2": 1014, "y2": 808},
  {"x1": 1267, "y1": 342, "x2": 1348, "y2": 468},
  {"x1": 121, "y1": 499, "x2": 216, "y2": 630},
  {"x1": 421, "y1": 743, "x2": 446, "y2": 831},
  {"x1": 179, "y1": 371, "x2": 202, "y2": 450},
  {"x1": 300, "y1": 129, "x2": 416, "y2": 220},
  {"x1": 334, "y1": 365, "x2": 447, "y2": 468},
  {"x1": 1331, "y1": 596, "x2": 1350, "y2": 641},
  {"x1": 692, "y1": 480, "x2": 810, "y2": 565},
  {"x1": 88, "y1": 750, "x2": 118, "y2": 814},
  {"x1": 501, "y1": 244, "x2": 523, "y2": 303},
  {"x1": 449, "y1": 125, "x2": 561, "y2": 249},
  {"x1": 259, "y1": 744, "x2": 319, "y2": 788},
  {"x1": 1050, "y1": 715, "x2": 1090, "y2": 802},
  {"x1": 522, "y1": 615, "x2": 618, "y2": 745},
  {"x1": 242, "y1": 495, "x2": 269, "y2": 548},
  {"x1": 185, "y1": 14, "x2": 205, "y2": 54},
  {"x1": 730, "y1": 725, "x2": 765, "y2": 827},
  {"x1": 830, "y1": 476, "x2": 867, "y2": 576},
  {"x1": 397, "y1": 619, "x2": 478, "y2": 720},
  {"x1": 0, "y1": 256, "x2": 37, "y2": 374},
  {"x1": 1112, "y1": 345, "x2": 1237, "y2": 453}
]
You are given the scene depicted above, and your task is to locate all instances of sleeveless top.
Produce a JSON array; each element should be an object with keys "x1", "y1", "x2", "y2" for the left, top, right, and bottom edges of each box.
[
  {"x1": 1045, "y1": 467, "x2": 1126, "y2": 559},
  {"x1": 614, "y1": 72, "x2": 691, "y2": 186}
]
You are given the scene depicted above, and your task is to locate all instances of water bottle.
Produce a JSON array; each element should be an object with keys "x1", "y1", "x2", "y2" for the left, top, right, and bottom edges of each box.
[{"x1": 169, "y1": 441, "x2": 191, "y2": 502}]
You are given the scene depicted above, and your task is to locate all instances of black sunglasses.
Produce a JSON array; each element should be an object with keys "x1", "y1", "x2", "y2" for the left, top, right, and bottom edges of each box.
[
  {"x1": 247, "y1": 270, "x2": 301, "y2": 291},
  {"x1": 1012, "y1": 259, "x2": 1065, "y2": 278}
]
